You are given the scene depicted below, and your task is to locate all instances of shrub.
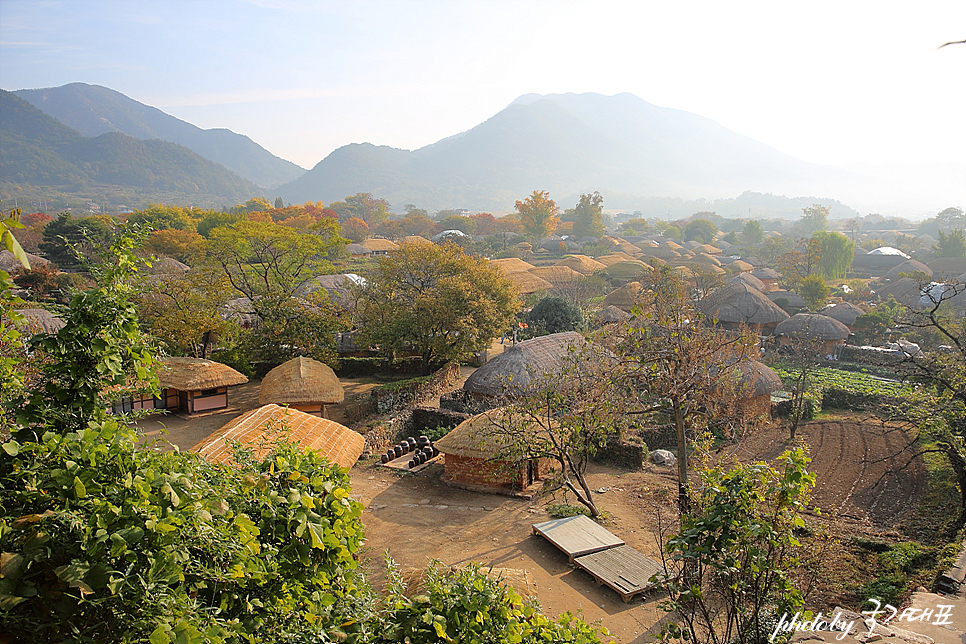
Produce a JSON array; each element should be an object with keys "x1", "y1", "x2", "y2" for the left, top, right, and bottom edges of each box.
[
  {"x1": 859, "y1": 573, "x2": 907, "y2": 608},
  {"x1": 546, "y1": 503, "x2": 591, "y2": 518}
]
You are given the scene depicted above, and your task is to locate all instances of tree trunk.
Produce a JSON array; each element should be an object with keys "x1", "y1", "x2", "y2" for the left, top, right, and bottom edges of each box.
[{"x1": 673, "y1": 399, "x2": 690, "y2": 516}]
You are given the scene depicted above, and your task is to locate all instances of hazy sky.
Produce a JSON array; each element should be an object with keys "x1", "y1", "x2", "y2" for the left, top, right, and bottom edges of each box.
[{"x1": 1, "y1": 0, "x2": 964, "y2": 172}]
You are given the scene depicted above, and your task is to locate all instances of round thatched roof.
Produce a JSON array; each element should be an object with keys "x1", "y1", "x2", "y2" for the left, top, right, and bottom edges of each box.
[
  {"x1": 193, "y1": 404, "x2": 364, "y2": 469},
  {"x1": 463, "y1": 332, "x2": 585, "y2": 397},
  {"x1": 729, "y1": 273, "x2": 766, "y2": 291},
  {"x1": 726, "y1": 260, "x2": 755, "y2": 273},
  {"x1": 699, "y1": 244, "x2": 722, "y2": 255},
  {"x1": 529, "y1": 265, "x2": 583, "y2": 284},
  {"x1": 603, "y1": 281, "x2": 643, "y2": 312},
  {"x1": 873, "y1": 277, "x2": 923, "y2": 307},
  {"x1": 218, "y1": 297, "x2": 260, "y2": 327},
  {"x1": 159, "y1": 357, "x2": 249, "y2": 390},
  {"x1": 594, "y1": 305, "x2": 632, "y2": 323},
  {"x1": 698, "y1": 283, "x2": 790, "y2": 325},
  {"x1": 688, "y1": 252, "x2": 722, "y2": 267},
  {"x1": 818, "y1": 302, "x2": 865, "y2": 326},
  {"x1": 774, "y1": 313, "x2": 850, "y2": 341},
  {"x1": 259, "y1": 356, "x2": 344, "y2": 405},
  {"x1": 637, "y1": 245, "x2": 681, "y2": 261},
  {"x1": 435, "y1": 408, "x2": 551, "y2": 460},
  {"x1": 504, "y1": 271, "x2": 553, "y2": 295},
  {"x1": 402, "y1": 235, "x2": 433, "y2": 246},
  {"x1": 751, "y1": 267, "x2": 780, "y2": 280},
  {"x1": 766, "y1": 289, "x2": 807, "y2": 309},
  {"x1": 602, "y1": 260, "x2": 650, "y2": 281},
  {"x1": 742, "y1": 361, "x2": 784, "y2": 397},
  {"x1": 554, "y1": 255, "x2": 606, "y2": 275},
  {"x1": 490, "y1": 258, "x2": 536, "y2": 274},
  {"x1": 146, "y1": 257, "x2": 190, "y2": 274},
  {"x1": 595, "y1": 252, "x2": 637, "y2": 266},
  {"x1": 296, "y1": 273, "x2": 363, "y2": 306},
  {"x1": 881, "y1": 259, "x2": 933, "y2": 282},
  {"x1": 14, "y1": 308, "x2": 65, "y2": 334}
]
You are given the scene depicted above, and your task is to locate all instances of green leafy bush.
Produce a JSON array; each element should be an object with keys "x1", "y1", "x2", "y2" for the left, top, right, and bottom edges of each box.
[
  {"x1": 546, "y1": 503, "x2": 591, "y2": 518},
  {"x1": 859, "y1": 573, "x2": 907, "y2": 608},
  {"x1": 379, "y1": 559, "x2": 608, "y2": 644}
]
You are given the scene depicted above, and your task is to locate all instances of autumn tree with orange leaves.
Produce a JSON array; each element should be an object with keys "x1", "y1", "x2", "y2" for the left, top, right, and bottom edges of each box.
[{"x1": 515, "y1": 190, "x2": 560, "y2": 239}]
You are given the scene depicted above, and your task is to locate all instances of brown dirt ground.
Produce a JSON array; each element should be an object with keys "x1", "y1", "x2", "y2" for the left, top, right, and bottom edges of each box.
[{"x1": 130, "y1": 352, "x2": 931, "y2": 643}]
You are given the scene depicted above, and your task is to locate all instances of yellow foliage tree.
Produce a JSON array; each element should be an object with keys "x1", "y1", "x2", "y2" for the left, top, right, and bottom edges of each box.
[{"x1": 515, "y1": 190, "x2": 560, "y2": 238}]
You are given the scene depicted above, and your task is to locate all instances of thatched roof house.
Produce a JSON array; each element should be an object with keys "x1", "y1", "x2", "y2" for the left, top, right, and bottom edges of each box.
[
  {"x1": 14, "y1": 308, "x2": 65, "y2": 334},
  {"x1": 463, "y1": 331, "x2": 584, "y2": 399},
  {"x1": 726, "y1": 260, "x2": 755, "y2": 273},
  {"x1": 402, "y1": 235, "x2": 433, "y2": 246},
  {"x1": 145, "y1": 257, "x2": 190, "y2": 275},
  {"x1": 928, "y1": 257, "x2": 966, "y2": 277},
  {"x1": 595, "y1": 252, "x2": 637, "y2": 267},
  {"x1": 555, "y1": 255, "x2": 606, "y2": 275},
  {"x1": 490, "y1": 258, "x2": 536, "y2": 273},
  {"x1": 818, "y1": 302, "x2": 865, "y2": 327},
  {"x1": 296, "y1": 273, "x2": 363, "y2": 308},
  {"x1": 602, "y1": 260, "x2": 650, "y2": 282},
  {"x1": 874, "y1": 278, "x2": 924, "y2": 308},
  {"x1": 219, "y1": 297, "x2": 259, "y2": 328},
  {"x1": 504, "y1": 271, "x2": 553, "y2": 295},
  {"x1": 158, "y1": 357, "x2": 249, "y2": 414},
  {"x1": 435, "y1": 409, "x2": 555, "y2": 492},
  {"x1": 697, "y1": 282, "x2": 789, "y2": 332},
  {"x1": 361, "y1": 238, "x2": 399, "y2": 255},
  {"x1": 603, "y1": 281, "x2": 643, "y2": 312},
  {"x1": 729, "y1": 273, "x2": 766, "y2": 291},
  {"x1": 774, "y1": 313, "x2": 850, "y2": 356},
  {"x1": 528, "y1": 265, "x2": 582, "y2": 285},
  {"x1": 259, "y1": 356, "x2": 344, "y2": 417},
  {"x1": 193, "y1": 404, "x2": 364, "y2": 469},
  {"x1": 594, "y1": 305, "x2": 632, "y2": 325},
  {"x1": 750, "y1": 267, "x2": 780, "y2": 290},
  {"x1": 766, "y1": 290, "x2": 807, "y2": 313},
  {"x1": 0, "y1": 250, "x2": 48, "y2": 273},
  {"x1": 881, "y1": 259, "x2": 932, "y2": 282},
  {"x1": 737, "y1": 361, "x2": 784, "y2": 418}
]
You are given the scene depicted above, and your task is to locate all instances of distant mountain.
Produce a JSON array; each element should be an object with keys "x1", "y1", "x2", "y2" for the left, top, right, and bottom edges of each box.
[
  {"x1": 277, "y1": 92, "x2": 853, "y2": 211},
  {"x1": 16, "y1": 83, "x2": 305, "y2": 189},
  {"x1": 1, "y1": 90, "x2": 262, "y2": 204}
]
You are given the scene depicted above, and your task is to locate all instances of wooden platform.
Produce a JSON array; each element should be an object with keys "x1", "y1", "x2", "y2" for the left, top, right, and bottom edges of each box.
[
  {"x1": 531, "y1": 515, "x2": 625, "y2": 562},
  {"x1": 573, "y1": 545, "x2": 663, "y2": 602}
]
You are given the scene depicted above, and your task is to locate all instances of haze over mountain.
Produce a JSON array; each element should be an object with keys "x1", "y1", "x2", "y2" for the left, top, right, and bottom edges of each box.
[
  {"x1": 0, "y1": 90, "x2": 261, "y2": 205},
  {"x1": 277, "y1": 92, "x2": 860, "y2": 211},
  {"x1": 16, "y1": 83, "x2": 305, "y2": 189}
]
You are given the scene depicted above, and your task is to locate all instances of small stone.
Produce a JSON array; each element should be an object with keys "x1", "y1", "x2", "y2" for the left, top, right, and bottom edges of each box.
[{"x1": 597, "y1": 487, "x2": 611, "y2": 494}]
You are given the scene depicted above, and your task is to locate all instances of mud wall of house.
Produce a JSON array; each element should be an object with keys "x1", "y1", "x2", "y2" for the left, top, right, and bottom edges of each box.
[{"x1": 443, "y1": 454, "x2": 523, "y2": 489}]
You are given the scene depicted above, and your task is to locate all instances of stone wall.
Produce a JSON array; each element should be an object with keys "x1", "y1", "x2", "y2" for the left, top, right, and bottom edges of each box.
[{"x1": 371, "y1": 362, "x2": 461, "y2": 416}]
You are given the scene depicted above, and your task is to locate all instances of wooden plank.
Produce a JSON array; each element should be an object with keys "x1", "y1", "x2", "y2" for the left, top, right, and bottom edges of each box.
[
  {"x1": 531, "y1": 515, "x2": 624, "y2": 562},
  {"x1": 574, "y1": 545, "x2": 663, "y2": 602}
]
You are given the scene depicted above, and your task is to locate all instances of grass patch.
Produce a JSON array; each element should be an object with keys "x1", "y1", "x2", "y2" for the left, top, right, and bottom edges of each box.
[{"x1": 546, "y1": 503, "x2": 590, "y2": 518}]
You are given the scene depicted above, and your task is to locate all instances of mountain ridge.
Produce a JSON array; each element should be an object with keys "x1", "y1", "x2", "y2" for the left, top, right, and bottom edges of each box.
[{"x1": 15, "y1": 83, "x2": 305, "y2": 189}]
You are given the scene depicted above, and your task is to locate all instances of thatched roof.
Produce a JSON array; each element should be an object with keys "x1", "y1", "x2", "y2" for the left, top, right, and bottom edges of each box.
[
  {"x1": 602, "y1": 260, "x2": 650, "y2": 281},
  {"x1": 595, "y1": 305, "x2": 632, "y2": 323},
  {"x1": 14, "y1": 308, "x2": 65, "y2": 334},
  {"x1": 296, "y1": 273, "x2": 363, "y2": 306},
  {"x1": 742, "y1": 361, "x2": 783, "y2": 397},
  {"x1": 504, "y1": 271, "x2": 553, "y2": 295},
  {"x1": 926, "y1": 257, "x2": 966, "y2": 278},
  {"x1": 159, "y1": 357, "x2": 249, "y2": 390},
  {"x1": 346, "y1": 243, "x2": 370, "y2": 256},
  {"x1": 687, "y1": 252, "x2": 722, "y2": 267},
  {"x1": 882, "y1": 259, "x2": 932, "y2": 281},
  {"x1": 436, "y1": 408, "x2": 552, "y2": 459},
  {"x1": 818, "y1": 302, "x2": 865, "y2": 326},
  {"x1": 218, "y1": 297, "x2": 260, "y2": 327},
  {"x1": 774, "y1": 313, "x2": 850, "y2": 341},
  {"x1": 726, "y1": 260, "x2": 755, "y2": 273},
  {"x1": 361, "y1": 238, "x2": 399, "y2": 252},
  {"x1": 193, "y1": 404, "x2": 364, "y2": 469},
  {"x1": 145, "y1": 257, "x2": 190, "y2": 274},
  {"x1": 751, "y1": 267, "x2": 780, "y2": 280},
  {"x1": 662, "y1": 240, "x2": 683, "y2": 250},
  {"x1": 603, "y1": 281, "x2": 643, "y2": 312},
  {"x1": 402, "y1": 235, "x2": 433, "y2": 246},
  {"x1": 874, "y1": 277, "x2": 924, "y2": 307},
  {"x1": 528, "y1": 265, "x2": 582, "y2": 285},
  {"x1": 595, "y1": 252, "x2": 637, "y2": 266},
  {"x1": 698, "y1": 283, "x2": 790, "y2": 325},
  {"x1": 259, "y1": 356, "x2": 344, "y2": 405},
  {"x1": 490, "y1": 258, "x2": 536, "y2": 274},
  {"x1": 730, "y1": 273, "x2": 766, "y2": 291},
  {"x1": 0, "y1": 250, "x2": 48, "y2": 273},
  {"x1": 699, "y1": 244, "x2": 722, "y2": 255},
  {"x1": 638, "y1": 245, "x2": 681, "y2": 261},
  {"x1": 766, "y1": 289, "x2": 807, "y2": 309},
  {"x1": 463, "y1": 332, "x2": 584, "y2": 397},
  {"x1": 554, "y1": 255, "x2": 606, "y2": 275}
]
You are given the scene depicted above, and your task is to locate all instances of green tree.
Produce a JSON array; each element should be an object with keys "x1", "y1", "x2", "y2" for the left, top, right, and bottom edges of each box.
[
  {"x1": 813, "y1": 230, "x2": 855, "y2": 279},
  {"x1": 204, "y1": 219, "x2": 349, "y2": 365},
  {"x1": 127, "y1": 204, "x2": 200, "y2": 232},
  {"x1": 245, "y1": 196, "x2": 272, "y2": 213},
  {"x1": 39, "y1": 212, "x2": 116, "y2": 269},
  {"x1": 437, "y1": 214, "x2": 477, "y2": 234},
  {"x1": 525, "y1": 295, "x2": 584, "y2": 335},
  {"x1": 777, "y1": 237, "x2": 823, "y2": 290},
  {"x1": 797, "y1": 274, "x2": 830, "y2": 310},
  {"x1": 798, "y1": 204, "x2": 830, "y2": 234},
  {"x1": 515, "y1": 190, "x2": 560, "y2": 239},
  {"x1": 274, "y1": 196, "x2": 284, "y2": 209},
  {"x1": 355, "y1": 241, "x2": 519, "y2": 366},
  {"x1": 659, "y1": 449, "x2": 815, "y2": 644},
  {"x1": 936, "y1": 206, "x2": 966, "y2": 231},
  {"x1": 742, "y1": 219, "x2": 764, "y2": 244},
  {"x1": 330, "y1": 193, "x2": 391, "y2": 226},
  {"x1": 571, "y1": 191, "x2": 605, "y2": 239},
  {"x1": 196, "y1": 210, "x2": 245, "y2": 238},
  {"x1": 934, "y1": 229, "x2": 966, "y2": 258},
  {"x1": 683, "y1": 218, "x2": 718, "y2": 244}
]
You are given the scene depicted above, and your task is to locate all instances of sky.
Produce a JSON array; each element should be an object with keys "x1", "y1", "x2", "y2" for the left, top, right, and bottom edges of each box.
[{"x1": 1, "y1": 0, "x2": 964, "y2": 183}]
